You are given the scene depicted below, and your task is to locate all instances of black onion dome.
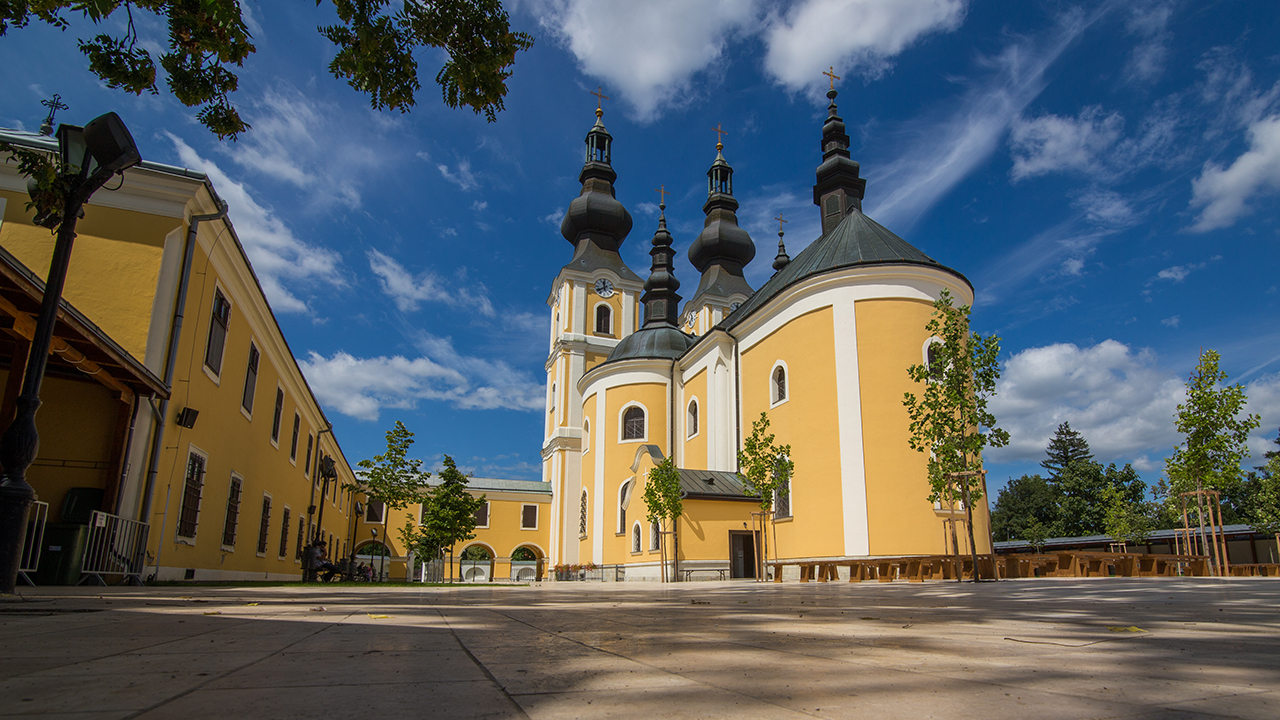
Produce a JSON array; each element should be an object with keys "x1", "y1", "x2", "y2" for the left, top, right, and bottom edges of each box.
[
  {"x1": 560, "y1": 111, "x2": 633, "y2": 253},
  {"x1": 688, "y1": 148, "x2": 755, "y2": 274}
]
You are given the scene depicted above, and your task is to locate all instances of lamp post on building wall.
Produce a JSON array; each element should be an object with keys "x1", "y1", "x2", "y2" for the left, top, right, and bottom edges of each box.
[{"x1": 0, "y1": 113, "x2": 141, "y2": 594}]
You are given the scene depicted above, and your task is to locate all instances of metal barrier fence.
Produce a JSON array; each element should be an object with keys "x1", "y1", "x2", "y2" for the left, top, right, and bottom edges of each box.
[
  {"x1": 18, "y1": 500, "x2": 49, "y2": 586},
  {"x1": 420, "y1": 559, "x2": 444, "y2": 583},
  {"x1": 553, "y1": 564, "x2": 625, "y2": 582},
  {"x1": 81, "y1": 511, "x2": 150, "y2": 586}
]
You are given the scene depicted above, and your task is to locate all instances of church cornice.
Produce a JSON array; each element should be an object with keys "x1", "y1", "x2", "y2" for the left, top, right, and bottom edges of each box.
[
  {"x1": 546, "y1": 334, "x2": 621, "y2": 370},
  {"x1": 541, "y1": 430, "x2": 583, "y2": 459},
  {"x1": 547, "y1": 267, "x2": 644, "y2": 306}
]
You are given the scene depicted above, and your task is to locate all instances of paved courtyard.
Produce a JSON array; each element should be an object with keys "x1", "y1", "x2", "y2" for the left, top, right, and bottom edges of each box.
[{"x1": 1, "y1": 578, "x2": 1277, "y2": 719}]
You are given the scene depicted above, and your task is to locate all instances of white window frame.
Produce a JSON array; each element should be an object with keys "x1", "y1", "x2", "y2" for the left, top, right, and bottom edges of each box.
[
  {"x1": 619, "y1": 401, "x2": 648, "y2": 444},
  {"x1": 769, "y1": 360, "x2": 790, "y2": 408},
  {"x1": 631, "y1": 521, "x2": 642, "y2": 554},
  {"x1": 240, "y1": 340, "x2": 260, "y2": 421},
  {"x1": 686, "y1": 397, "x2": 700, "y2": 440},
  {"x1": 202, "y1": 283, "x2": 232, "y2": 385},
  {"x1": 521, "y1": 503, "x2": 539, "y2": 531},
  {"x1": 269, "y1": 384, "x2": 285, "y2": 448},
  {"x1": 593, "y1": 301, "x2": 613, "y2": 336},
  {"x1": 583, "y1": 418, "x2": 590, "y2": 453},
  {"x1": 923, "y1": 336, "x2": 945, "y2": 380},
  {"x1": 255, "y1": 491, "x2": 272, "y2": 557},
  {"x1": 175, "y1": 445, "x2": 208, "y2": 544}
]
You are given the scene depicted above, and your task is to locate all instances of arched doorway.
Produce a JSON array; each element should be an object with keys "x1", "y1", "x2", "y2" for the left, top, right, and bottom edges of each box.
[
  {"x1": 510, "y1": 544, "x2": 545, "y2": 582},
  {"x1": 460, "y1": 544, "x2": 494, "y2": 582},
  {"x1": 354, "y1": 540, "x2": 393, "y2": 581}
]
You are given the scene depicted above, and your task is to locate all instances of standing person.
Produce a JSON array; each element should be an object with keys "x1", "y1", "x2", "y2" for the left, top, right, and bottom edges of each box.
[{"x1": 301, "y1": 540, "x2": 320, "y2": 582}]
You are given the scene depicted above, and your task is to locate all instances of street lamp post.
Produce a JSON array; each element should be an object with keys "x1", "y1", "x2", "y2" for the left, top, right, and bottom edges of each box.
[{"x1": 0, "y1": 113, "x2": 141, "y2": 594}]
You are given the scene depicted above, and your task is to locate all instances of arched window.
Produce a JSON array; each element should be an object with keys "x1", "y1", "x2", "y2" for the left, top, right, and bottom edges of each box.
[
  {"x1": 687, "y1": 399, "x2": 699, "y2": 438},
  {"x1": 623, "y1": 406, "x2": 645, "y2": 440},
  {"x1": 550, "y1": 383, "x2": 556, "y2": 412},
  {"x1": 631, "y1": 522, "x2": 641, "y2": 553},
  {"x1": 925, "y1": 338, "x2": 945, "y2": 380},
  {"x1": 583, "y1": 419, "x2": 590, "y2": 453},
  {"x1": 595, "y1": 304, "x2": 612, "y2": 335},
  {"x1": 771, "y1": 363, "x2": 788, "y2": 405},
  {"x1": 579, "y1": 490, "x2": 588, "y2": 539},
  {"x1": 618, "y1": 480, "x2": 631, "y2": 535},
  {"x1": 650, "y1": 522, "x2": 661, "y2": 551}
]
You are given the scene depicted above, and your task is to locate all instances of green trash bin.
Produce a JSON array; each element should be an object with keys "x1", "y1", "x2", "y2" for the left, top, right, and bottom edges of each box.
[{"x1": 34, "y1": 523, "x2": 88, "y2": 585}]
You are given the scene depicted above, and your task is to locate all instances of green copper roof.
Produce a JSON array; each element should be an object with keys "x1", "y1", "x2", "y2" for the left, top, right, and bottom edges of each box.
[
  {"x1": 603, "y1": 324, "x2": 696, "y2": 363},
  {"x1": 722, "y1": 209, "x2": 970, "y2": 328}
]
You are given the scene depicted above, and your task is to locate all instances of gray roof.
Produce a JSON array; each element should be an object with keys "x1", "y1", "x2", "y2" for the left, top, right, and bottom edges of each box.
[
  {"x1": 722, "y1": 209, "x2": 970, "y2": 329},
  {"x1": 428, "y1": 477, "x2": 552, "y2": 495},
  {"x1": 994, "y1": 524, "x2": 1259, "y2": 551},
  {"x1": 677, "y1": 468, "x2": 758, "y2": 500},
  {"x1": 0, "y1": 128, "x2": 207, "y2": 180}
]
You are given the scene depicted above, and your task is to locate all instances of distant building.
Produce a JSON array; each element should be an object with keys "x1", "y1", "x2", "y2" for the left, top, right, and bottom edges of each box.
[
  {"x1": 2, "y1": 127, "x2": 356, "y2": 583},
  {"x1": 995, "y1": 525, "x2": 1280, "y2": 565}
]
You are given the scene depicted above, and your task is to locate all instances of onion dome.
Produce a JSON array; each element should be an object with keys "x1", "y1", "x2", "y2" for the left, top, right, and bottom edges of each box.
[
  {"x1": 605, "y1": 202, "x2": 696, "y2": 363},
  {"x1": 813, "y1": 88, "x2": 867, "y2": 236},
  {"x1": 687, "y1": 137, "x2": 755, "y2": 302},
  {"x1": 560, "y1": 108, "x2": 634, "y2": 254}
]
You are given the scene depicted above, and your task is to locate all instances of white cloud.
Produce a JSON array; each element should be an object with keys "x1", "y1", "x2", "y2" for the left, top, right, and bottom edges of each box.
[
  {"x1": 1073, "y1": 188, "x2": 1140, "y2": 228},
  {"x1": 367, "y1": 249, "x2": 495, "y2": 316},
  {"x1": 1245, "y1": 374, "x2": 1280, "y2": 460},
  {"x1": 764, "y1": 0, "x2": 966, "y2": 95},
  {"x1": 1161, "y1": 315, "x2": 1180, "y2": 328},
  {"x1": 866, "y1": 7, "x2": 1100, "y2": 231},
  {"x1": 299, "y1": 336, "x2": 545, "y2": 421},
  {"x1": 1188, "y1": 114, "x2": 1280, "y2": 231},
  {"x1": 471, "y1": 200, "x2": 488, "y2": 212},
  {"x1": 1061, "y1": 257, "x2": 1084, "y2": 276},
  {"x1": 988, "y1": 340, "x2": 1186, "y2": 465},
  {"x1": 1154, "y1": 262, "x2": 1204, "y2": 282},
  {"x1": 1009, "y1": 106, "x2": 1124, "y2": 181},
  {"x1": 167, "y1": 134, "x2": 344, "y2": 314},
  {"x1": 1123, "y1": 2, "x2": 1173, "y2": 84},
  {"x1": 436, "y1": 158, "x2": 479, "y2": 191},
  {"x1": 528, "y1": 0, "x2": 762, "y2": 121}
]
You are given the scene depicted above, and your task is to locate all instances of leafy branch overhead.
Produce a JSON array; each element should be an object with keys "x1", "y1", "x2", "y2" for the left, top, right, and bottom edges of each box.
[{"x1": 0, "y1": 0, "x2": 533, "y2": 138}]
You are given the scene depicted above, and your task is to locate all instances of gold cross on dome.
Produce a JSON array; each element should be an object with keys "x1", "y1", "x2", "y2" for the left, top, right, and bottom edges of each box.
[
  {"x1": 655, "y1": 185, "x2": 670, "y2": 206},
  {"x1": 712, "y1": 122, "x2": 728, "y2": 150},
  {"x1": 775, "y1": 214, "x2": 788, "y2": 234},
  {"x1": 590, "y1": 86, "x2": 609, "y2": 110},
  {"x1": 823, "y1": 66, "x2": 841, "y2": 90}
]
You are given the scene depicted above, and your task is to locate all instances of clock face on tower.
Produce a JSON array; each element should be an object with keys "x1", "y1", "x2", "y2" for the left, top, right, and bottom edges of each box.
[{"x1": 594, "y1": 278, "x2": 615, "y2": 297}]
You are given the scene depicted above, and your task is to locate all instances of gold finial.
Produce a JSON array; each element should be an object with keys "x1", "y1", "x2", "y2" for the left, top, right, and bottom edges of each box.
[
  {"x1": 712, "y1": 122, "x2": 728, "y2": 151},
  {"x1": 655, "y1": 185, "x2": 670, "y2": 207},
  {"x1": 823, "y1": 66, "x2": 841, "y2": 90},
  {"x1": 775, "y1": 213, "x2": 788, "y2": 236},
  {"x1": 590, "y1": 86, "x2": 609, "y2": 117}
]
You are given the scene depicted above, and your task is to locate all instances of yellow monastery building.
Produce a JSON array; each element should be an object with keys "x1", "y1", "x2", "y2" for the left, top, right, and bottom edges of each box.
[
  {"x1": 541, "y1": 90, "x2": 992, "y2": 580},
  {"x1": 1, "y1": 126, "x2": 357, "y2": 583}
]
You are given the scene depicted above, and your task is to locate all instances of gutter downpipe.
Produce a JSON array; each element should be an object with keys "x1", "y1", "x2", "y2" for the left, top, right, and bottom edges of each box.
[
  {"x1": 144, "y1": 200, "x2": 228, "y2": 579},
  {"x1": 671, "y1": 357, "x2": 679, "y2": 582}
]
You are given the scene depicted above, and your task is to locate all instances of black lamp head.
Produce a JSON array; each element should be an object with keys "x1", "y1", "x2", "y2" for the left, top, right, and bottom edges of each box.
[{"x1": 83, "y1": 112, "x2": 141, "y2": 175}]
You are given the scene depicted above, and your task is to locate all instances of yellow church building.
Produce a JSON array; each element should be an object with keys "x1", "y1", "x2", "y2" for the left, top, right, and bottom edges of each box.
[{"x1": 543, "y1": 89, "x2": 992, "y2": 580}]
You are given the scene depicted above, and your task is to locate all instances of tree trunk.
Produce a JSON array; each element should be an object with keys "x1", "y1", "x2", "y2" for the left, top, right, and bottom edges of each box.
[
  {"x1": 673, "y1": 515, "x2": 680, "y2": 581},
  {"x1": 948, "y1": 500, "x2": 961, "y2": 583},
  {"x1": 961, "y1": 482, "x2": 981, "y2": 582}
]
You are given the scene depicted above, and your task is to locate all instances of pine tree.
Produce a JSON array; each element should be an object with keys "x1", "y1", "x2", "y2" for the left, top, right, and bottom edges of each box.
[{"x1": 1041, "y1": 422, "x2": 1094, "y2": 481}]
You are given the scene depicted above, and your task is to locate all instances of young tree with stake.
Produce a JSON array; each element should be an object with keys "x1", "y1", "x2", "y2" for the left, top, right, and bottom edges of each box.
[
  {"x1": 904, "y1": 290, "x2": 1009, "y2": 581},
  {"x1": 737, "y1": 412, "x2": 794, "y2": 577},
  {"x1": 347, "y1": 420, "x2": 433, "y2": 580},
  {"x1": 643, "y1": 456, "x2": 683, "y2": 582}
]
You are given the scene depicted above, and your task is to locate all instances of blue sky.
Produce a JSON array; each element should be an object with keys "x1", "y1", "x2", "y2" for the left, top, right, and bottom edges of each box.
[{"x1": 2, "y1": 1, "x2": 1278, "y2": 495}]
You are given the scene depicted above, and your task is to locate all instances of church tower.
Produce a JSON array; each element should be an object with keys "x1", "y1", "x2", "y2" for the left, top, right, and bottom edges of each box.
[
  {"x1": 682, "y1": 132, "x2": 756, "y2": 335},
  {"x1": 813, "y1": 85, "x2": 867, "y2": 235},
  {"x1": 543, "y1": 102, "x2": 643, "y2": 566}
]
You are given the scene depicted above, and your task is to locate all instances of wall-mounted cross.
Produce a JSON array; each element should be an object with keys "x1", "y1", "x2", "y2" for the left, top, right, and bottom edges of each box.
[
  {"x1": 590, "y1": 86, "x2": 609, "y2": 110},
  {"x1": 712, "y1": 122, "x2": 728, "y2": 148},
  {"x1": 823, "y1": 66, "x2": 841, "y2": 90}
]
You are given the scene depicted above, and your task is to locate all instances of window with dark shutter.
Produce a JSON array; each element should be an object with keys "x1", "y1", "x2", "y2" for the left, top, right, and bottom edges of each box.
[
  {"x1": 177, "y1": 453, "x2": 206, "y2": 539},
  {"x1": 279, "y1": 508, "x2": 291, "y2": 557},
  {"x1": 521, "y1": 504, "x2": 538, "y2": 529},
  {"x1": 473, "y1": 502, "x2": 490, "y2": 527},
  {"x1": 304, "y1": 434, "x2": 314, "y2": 477},
  {"x1": 290, "y1": 414, "x2": 300, "y2": 461},
  {"x1": 205, "y1": 289, "x2": 231, "y2": 375},
  {"x1": 366, "y1": 500, "x2": 385, "y2": 524},
  {"x1": 271, "y1": 389, "x2": 284, "y2": 442},
  {"x1": 242, "y1": 344, "x2": 259, "y2": 413},
  {"x1": 256, "y1": 496, "x2": 272, "y2": 554},
  {"x1": 595, "y1": 305, "x2": 612, "y2": 334},
  {"x1": 221, "y1": 476, "x2": 242, "y2": 547}
]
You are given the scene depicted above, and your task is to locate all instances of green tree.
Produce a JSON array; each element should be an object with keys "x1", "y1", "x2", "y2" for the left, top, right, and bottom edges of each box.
[
  {"x1": 1024, "y1": 517, "x2": 1050, "y2": 553},
  {"x1": 903, "y1": 289, "x2": 1010, "y2": 580},
  {"x1": 349, "y1": 420, "x2": 433, "y2": 580},
  {"x1": 643, "y1": 455, "x2": 684, "y2": 582},
  {"x1": 1243, "y1": 455, "x2": 1280, "y2": 561},
  {"x1": 990, "y1": 474, "x2": 1056, "y2": 542},
  {"x1": 1055, "y1": 460, "x2": 1145, "y2": 538},
  {"x1": 1102, "y1": 482, "x2": 1154, "y2": 548},
  {"x1": 421, "y1": 455, "x2": 485, "y2": 582},
  {"x1": 1040, "y1": 421, "x2": 1094, "y2": 481},
  {"x1": 1, "y1": 0, "x2": 533, "y2": 138},
  {"x1": 736, "y1": 412, "x2": 794, "y2": 573}
]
